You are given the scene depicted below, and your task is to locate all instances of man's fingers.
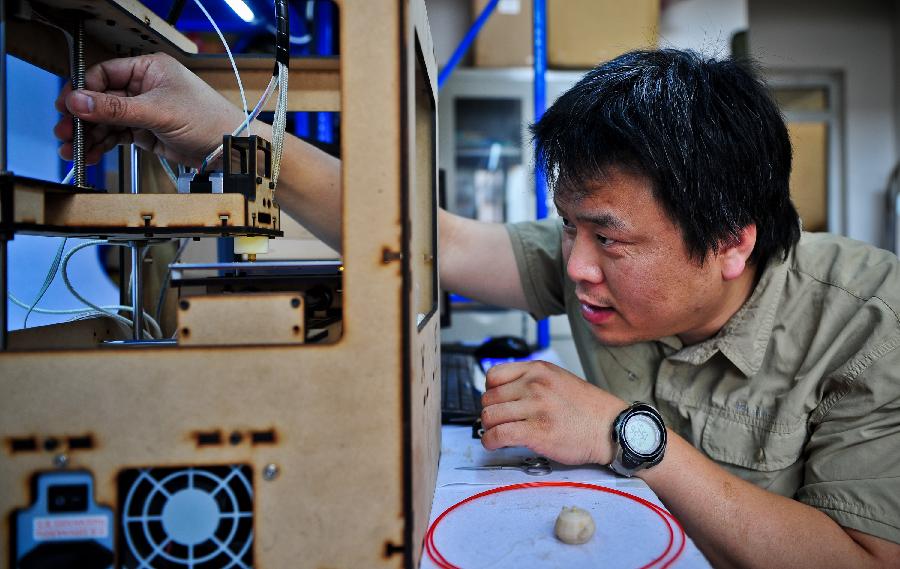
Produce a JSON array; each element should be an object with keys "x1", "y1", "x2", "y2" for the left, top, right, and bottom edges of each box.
[
  {"x1": 481, "y1": 380, "x2": 523, "y2": 407},
  {"x1": 82, "y1": 54, "x2": 160, "y2": 94},
  {"x1": 58, "y1": 140, "x2": 106, "y2": 165},
  {"x1": 481, "y1": 421, "x2": 529, "y2": 451},
  {"x1": 484, "y1": 361, "x2": 535, "y2": 389},
  {"x1": 58, "y1": 129, "x2": 134, "y2": 165},
  {"x1": 480, "y1": 400, "x2": 528, "y2": 430},
  {"x1": 53, "y1": 115, "x2": 72, "y2": 141},
  {"x1": 88, "y1": 124, "x2": 117, "y2": 146},
  {"x1": 65, "y1": 90, "x2": 155, "y2": 130},
  {"x1": 57, "y1": 76, "x2": 129, "y2": 115},
  {"x1": 86, "y1": 130, "x2": 129, "y2": 163},
  {"x1": 55, "y1": 83, "x2": 72, "y2": 113}
]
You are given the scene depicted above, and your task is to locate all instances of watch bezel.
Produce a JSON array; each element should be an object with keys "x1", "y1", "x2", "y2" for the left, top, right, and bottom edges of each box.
[{"x1": 609, "y1": 402, "x2": 667, "y2": 476}]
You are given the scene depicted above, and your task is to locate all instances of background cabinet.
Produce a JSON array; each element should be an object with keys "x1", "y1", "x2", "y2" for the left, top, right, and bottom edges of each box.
[{"x1": 438, "y1": 68, "x2": 587, "y2": 374}]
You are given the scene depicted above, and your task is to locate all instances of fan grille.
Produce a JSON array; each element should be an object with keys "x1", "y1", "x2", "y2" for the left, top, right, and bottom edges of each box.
[{"x1": 118, "y1": 465, "x2": 254, "y2": 568}]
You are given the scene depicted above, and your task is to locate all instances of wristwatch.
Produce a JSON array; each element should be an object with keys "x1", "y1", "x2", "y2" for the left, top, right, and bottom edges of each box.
[{"x1": 608, "y1": 402, "x2": 667, "y2": 477}]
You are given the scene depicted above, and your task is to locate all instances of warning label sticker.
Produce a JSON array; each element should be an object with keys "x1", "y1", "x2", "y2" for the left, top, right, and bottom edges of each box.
[{"x1": 33, "y1": 516, "x2": 109, "y2": 540}]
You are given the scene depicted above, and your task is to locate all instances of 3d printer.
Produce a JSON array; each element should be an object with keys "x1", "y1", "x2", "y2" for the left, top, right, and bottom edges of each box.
[{"x1": 0, "y1": 0, "x2": 440, "y2": 567}]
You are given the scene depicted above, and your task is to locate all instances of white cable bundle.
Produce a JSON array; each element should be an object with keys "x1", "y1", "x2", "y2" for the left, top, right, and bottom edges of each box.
[
  {"x1": 270, "y1": 61, "x2": 289, "y2": 186},
  {"x1": 60, "y1": 240, "x2": 163, "y2": 338}
]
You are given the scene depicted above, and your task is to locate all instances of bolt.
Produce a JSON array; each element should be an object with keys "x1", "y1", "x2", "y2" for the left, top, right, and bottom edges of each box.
[
  {"x1": 263, "y1": 463, "x2": 279, "y2": 481},
  {"x1": 53, "y1": 454, "x2": 69, "y2": 469}
]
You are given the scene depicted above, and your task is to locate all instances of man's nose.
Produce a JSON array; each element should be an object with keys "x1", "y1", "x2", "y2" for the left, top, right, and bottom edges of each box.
[{"x1": 566, "y1": 235, "x2": 604, "y2": 285}]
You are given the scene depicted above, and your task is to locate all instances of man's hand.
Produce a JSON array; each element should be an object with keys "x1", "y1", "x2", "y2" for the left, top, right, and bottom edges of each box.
[
  {"x1": 54, "y1": 52, "x2": 245, "y2": 167},
  {"x1": 479, "y1": 360, "x2": 628, "y2": 465}
]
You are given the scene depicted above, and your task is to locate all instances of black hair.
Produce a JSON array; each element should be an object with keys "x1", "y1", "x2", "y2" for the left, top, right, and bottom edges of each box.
[{"x1": 531, "y1": 49, "x2": 800, "y2": 267}]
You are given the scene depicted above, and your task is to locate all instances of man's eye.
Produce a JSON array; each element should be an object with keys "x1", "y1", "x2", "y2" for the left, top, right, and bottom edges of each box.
[
  {"x1": 561, "y1": 217, "x2": 574, "y2": 229},
  {"x1": 597, "y1": 235, "x2": 617, "y2": 247}
]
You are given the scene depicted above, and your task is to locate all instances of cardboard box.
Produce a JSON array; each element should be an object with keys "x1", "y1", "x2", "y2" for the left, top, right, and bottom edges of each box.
[
  {"x1": 473, "y1": 0, "x2": 533, "y2": 67},
  {"x1": 471, "y1": 0, "x2": 659, "y2": 69},
  {"x1": 548, "y1": 0, "x2": 659, "y2": 68},
  {"x1": 787, "y1": 121, "x2": 828, "y2": 232}
]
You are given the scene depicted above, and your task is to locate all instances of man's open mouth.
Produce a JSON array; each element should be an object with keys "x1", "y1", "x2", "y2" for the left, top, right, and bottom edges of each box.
[{"x1": 579, "y1": 300, "x2": 616, "y2": 325}]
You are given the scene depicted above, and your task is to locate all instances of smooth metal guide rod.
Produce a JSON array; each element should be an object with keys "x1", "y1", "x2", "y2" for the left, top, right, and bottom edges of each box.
[
  {"x1": 129, "y1": 145, "x2": 143, "y2": 339},
  {"x1": 117, "y1": 147, "x2": 127, "y2": 308},
  {"x1": 130, "y1": 243, "x2": 143, "y2": 340},
  {"x1": 72, "y1": 19, "x2": 86, "y2": 187},
  {"x1": 130, "y1": 144, "x2": 140, "y2": 195}
]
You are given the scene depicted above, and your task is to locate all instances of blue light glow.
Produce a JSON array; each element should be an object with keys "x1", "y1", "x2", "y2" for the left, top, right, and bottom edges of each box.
[{"x1": 224, "y1": 0, "x2": 254, "y2": 22}]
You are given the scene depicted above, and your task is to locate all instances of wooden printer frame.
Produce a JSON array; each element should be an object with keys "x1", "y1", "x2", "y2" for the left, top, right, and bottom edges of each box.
[{"x1": 0, "y1": 0, "x2": 441, "y2": 567}]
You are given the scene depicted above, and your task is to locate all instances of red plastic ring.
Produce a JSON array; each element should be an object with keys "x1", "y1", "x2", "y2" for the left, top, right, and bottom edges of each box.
[{"x1": 425, "y1": 481, "x2": 686, "y2": 569}]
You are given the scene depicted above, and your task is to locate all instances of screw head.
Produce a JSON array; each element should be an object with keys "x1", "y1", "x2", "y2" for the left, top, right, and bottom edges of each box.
[
  {"x1": 53, "y1": 454, "x2": 69, "y2": 469},
  {"x1": 262, "y1": 463, "x2": 279, "y2": 481}
]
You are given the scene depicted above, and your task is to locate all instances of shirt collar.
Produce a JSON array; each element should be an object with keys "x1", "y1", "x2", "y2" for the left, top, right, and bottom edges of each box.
[{"x1": 662, "y1": 254, "x2": 790, "y2": 377}]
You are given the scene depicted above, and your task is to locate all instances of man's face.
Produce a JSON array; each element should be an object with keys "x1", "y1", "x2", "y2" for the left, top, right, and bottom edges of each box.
[{"x1": 557, "y1": 168, "x2": 732, "y2": 346}]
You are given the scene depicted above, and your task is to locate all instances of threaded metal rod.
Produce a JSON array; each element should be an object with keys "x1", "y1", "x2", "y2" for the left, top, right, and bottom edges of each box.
[{"x1": 72, "y1": 19, "x2": 86, "y2": 187}]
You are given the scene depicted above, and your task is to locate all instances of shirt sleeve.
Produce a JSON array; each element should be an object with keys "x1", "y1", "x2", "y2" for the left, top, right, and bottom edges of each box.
[
  {"x1": 505, "y1": 218, "x2": 567, "y2": 320},
  {"x1": 797, "y1": 332, "x2": 900, "y2": 544}
]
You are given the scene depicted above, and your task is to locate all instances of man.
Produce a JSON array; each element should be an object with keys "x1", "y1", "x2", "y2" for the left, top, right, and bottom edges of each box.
[{"x1": 56, "y1": 49, "x2": 900, "y2": 567}]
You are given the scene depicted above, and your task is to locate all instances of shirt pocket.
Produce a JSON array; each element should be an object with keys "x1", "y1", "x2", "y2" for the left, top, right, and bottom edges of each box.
[{"x1": 700, "y1": 413, "x2": 808, "y2": 472}]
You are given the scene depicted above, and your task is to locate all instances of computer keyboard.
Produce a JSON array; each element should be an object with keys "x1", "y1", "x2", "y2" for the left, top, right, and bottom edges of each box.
[{"x1": 441, "y1": 351, "x2": 483, "y2": 424}]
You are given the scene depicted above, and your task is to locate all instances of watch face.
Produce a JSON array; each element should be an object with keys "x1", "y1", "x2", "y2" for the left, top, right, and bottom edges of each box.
[{"x1": 623, "y1": 413, "x2": 661, "y2": 455}]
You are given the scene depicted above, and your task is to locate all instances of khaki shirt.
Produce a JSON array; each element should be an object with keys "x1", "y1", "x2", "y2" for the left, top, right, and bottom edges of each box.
[{"x1": 507, "y1": 218, "x2": 900, "y2": 544}]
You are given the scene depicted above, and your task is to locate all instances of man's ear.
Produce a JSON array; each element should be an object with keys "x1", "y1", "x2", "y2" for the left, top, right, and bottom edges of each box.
[{"x1": 720, "y1": 225, "x2": 757, "y2": 281}]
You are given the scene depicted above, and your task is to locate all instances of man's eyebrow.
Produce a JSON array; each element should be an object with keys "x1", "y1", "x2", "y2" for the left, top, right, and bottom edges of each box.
[
  {"x1": 575, "y1": 211, "x2": 629, "y2": 231},
  {"x1": 553, "y1": 199, "x2": 629, "y2": 231}
]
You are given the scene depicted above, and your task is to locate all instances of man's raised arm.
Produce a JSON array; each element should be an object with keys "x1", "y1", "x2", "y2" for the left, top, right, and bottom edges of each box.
[{"x1": 56, "y1": 53, "x2": 528, "y2": 309}]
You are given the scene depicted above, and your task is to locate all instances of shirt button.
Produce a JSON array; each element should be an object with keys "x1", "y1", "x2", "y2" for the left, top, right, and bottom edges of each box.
[{"x1": 755, "y1": 447, "x2": 766, "y2": 464}]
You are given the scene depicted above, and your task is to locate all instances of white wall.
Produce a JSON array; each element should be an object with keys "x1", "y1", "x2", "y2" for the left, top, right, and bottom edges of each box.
[
  {"x1": 426, "y1": 0, "x2": 473, "y2": 68},
  {"x1": 659, "y1": 0, "x2": 747, "y2": 57},
  {"x1": 750, "y1": 0, "x2": 897, "y2": 246}
]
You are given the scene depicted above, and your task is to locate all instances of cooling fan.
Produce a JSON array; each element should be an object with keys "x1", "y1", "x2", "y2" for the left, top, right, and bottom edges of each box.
[{"x1": 118, "y1": 465, "x2": 254, "y2": 568}]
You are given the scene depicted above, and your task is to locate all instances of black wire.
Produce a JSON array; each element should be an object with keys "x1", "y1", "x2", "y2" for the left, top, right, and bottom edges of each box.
[
  {"x1": 273, "y1": 0, "x2": 290, "y2": 74},
  {"x1": 166, "y1": 0, "x2": 188, "y2": 25}
]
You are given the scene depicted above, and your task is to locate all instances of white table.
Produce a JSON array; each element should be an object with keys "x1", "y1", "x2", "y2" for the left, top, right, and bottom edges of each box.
[{"x1": 423, "y1": 425, "x2": 711, "y2": 568}]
